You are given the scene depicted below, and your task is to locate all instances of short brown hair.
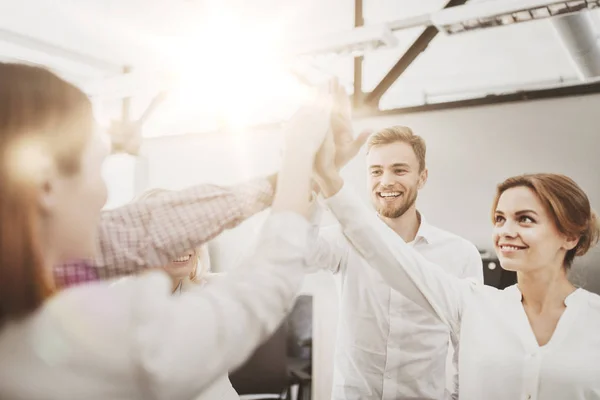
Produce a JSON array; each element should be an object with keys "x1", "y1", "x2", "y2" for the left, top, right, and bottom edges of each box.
[
  {"x1": 491, "y1": 173, "x2": 599, "y2": 268},
  {"x1": 0, "y1": 63, "x2": 93, "y2": 326},
  {"x1": 367, "y1": 126, "x2": 426, "y2": 171}
]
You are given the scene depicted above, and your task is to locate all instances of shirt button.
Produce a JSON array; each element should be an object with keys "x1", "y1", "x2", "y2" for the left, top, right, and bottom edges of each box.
[{"x1": 526, "y1": 395, "x2": 532, "y2": 400}]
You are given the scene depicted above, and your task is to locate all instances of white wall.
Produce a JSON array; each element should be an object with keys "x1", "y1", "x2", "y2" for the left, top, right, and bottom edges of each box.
[
  {"x1": 138, "y1": 93, "x2": 600, "y2": 399},
  {"x1": 141, "y1": 94, "x2": 600, "y2": 289}
]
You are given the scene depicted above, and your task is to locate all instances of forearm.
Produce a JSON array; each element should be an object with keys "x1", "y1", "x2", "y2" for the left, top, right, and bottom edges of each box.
[
  {"x1": 272, "y1": 148, "x2": 314, "y2": 218},
  {"x1": 93, "y1": 176, "x2": 275, "y2": 278},
  {"x1": 134, "y1": 213, "x2": 310, "y2": 399},
  {"x1": 304, "y1": 200, "x2": 346, "y2": 274},
  {"x1": 324, "y1": 182, "x2": 471, "y2": 332},
  {"x1": 314, "y1": 170, "x2": 344, "y2": 199}
]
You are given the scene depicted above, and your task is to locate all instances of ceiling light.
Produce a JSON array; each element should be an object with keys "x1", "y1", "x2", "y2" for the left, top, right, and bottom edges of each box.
[
  {"x1": 432, "y1": 0, "x2": 599, "y2": 35},
  {"x1": 289, "y1": 24, "x2": 399, "y2": 57}
]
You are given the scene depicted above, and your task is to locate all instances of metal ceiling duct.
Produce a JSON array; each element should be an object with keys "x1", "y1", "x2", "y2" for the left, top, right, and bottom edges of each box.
[{"x1": 553, "y1": 11, "x2": 600, "y2": 79}]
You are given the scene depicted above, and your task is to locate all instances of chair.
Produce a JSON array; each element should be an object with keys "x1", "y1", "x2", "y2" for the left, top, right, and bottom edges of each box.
[
  {"x1": 231, "y1": 322, "x2": 291, "y2": 399},
  {"x1": 286, "y1": 296, "x2": 313, "y2": 400},
  {"x1": 230, "y1": 296, "x2": 313, "y2": 400}
]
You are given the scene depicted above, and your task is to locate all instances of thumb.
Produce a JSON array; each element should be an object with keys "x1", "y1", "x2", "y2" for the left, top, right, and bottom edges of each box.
[{"x1": 351, "y1": 129, "x2": 372, "y2": 154}]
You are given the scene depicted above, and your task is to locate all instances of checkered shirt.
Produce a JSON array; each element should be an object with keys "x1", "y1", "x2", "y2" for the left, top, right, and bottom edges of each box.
[{"x1": 53, "y1": 176, "x2": 275, "y2": 288}]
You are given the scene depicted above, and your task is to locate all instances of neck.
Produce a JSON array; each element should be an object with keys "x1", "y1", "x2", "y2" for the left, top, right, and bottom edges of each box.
[
  {"x1": 517, "y1": 265, "x2": 575, "y2": 313},
  {"x1": 380, "y1": 206, "x2": 421, "y2": 243},
  {"x1": 171, "y1": 278, "x2": 183, "y2": 292}
]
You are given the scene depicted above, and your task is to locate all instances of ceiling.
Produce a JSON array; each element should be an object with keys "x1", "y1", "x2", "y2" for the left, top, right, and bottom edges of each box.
[{"x1": 1, "y1": 0, "x2": 598, "y2": 135}]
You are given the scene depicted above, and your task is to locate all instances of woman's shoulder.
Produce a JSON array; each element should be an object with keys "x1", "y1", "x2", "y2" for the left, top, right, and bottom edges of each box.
[
  {"x1": 0, "y1": 271, "x2": 175, "y2": 397},
  {"x1": 577, "y1": 288, "x2": 600, "y2": 310},
  {"x1": 56, "y1": 270, "x2": 171, "y2": 300},
  {"x1": 468, "y1": 281, "x2": 516, "y2": 305},
  {"x1": 39, "y1": 271, "x2": 172, "y2": 330}
]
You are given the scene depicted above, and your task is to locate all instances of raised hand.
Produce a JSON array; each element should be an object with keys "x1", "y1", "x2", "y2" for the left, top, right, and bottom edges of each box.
[
  {"x1": 312, "y1": 79, "x2": 371, "y2": 198},
  {"x1": 273, "y1": 81, "x2": 335, "y2": 216},
  {"x1": 283, "y1": 83, "x2": 334, "y2": 157},
  {"x1": 329, "y1": 79, "x2": 371, "y2": 169}
]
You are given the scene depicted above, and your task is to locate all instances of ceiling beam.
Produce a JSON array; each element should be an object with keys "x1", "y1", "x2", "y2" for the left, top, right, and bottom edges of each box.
[
  {"x1": 353, "y1": 0, "x2": 364, "y2": 108},
  {"x1": 356, "y1": 79, "x2": 600, "y2": 118},
  {"x1": 144, "y1": 79, "x2": 600, "y2": 139},
  {"x1": 0, "y1": 28, "x2": 122, "y2": 74},
  {"x1": 363, "y1": 0, "x2": 469, "y2": 107}
]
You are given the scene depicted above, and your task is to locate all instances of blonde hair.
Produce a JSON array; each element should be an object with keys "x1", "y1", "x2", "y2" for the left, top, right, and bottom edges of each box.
[
  {"x1": 367, "y1": 126, "x2": 427, "y2": 172},
  {"x1": 136, "y1": 188, "x2": 211, "y2": 282}
]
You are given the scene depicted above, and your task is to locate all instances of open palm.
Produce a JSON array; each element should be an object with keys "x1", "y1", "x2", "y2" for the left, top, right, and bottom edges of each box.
[{"x1": 330, "y1": 79, "x2": 371, "y2": 169}]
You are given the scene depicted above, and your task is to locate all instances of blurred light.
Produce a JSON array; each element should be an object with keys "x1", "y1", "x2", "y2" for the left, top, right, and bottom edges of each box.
[
  {"x1": 157, "y1": 9, "x2": 312, "y2": 130},
  {"x1": 5, "y1": 136, "x2": 50, "y2": 187}
]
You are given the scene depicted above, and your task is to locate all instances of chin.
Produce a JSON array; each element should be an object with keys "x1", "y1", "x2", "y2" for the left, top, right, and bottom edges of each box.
[
  {"x1": 497, "y1": 256, "x2": 526, "y2": 272},
  {"x1": 167, "y1": 265, "x2": 193, "y2": 276}
]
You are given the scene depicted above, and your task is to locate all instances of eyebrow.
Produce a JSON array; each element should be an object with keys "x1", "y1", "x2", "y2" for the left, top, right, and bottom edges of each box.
[
  {"x1": 494, "y1": 209, "x2": 539, "y2": 215},
  {"x1": 369, "y1": 163, "x2": 411, "y2": 169}
]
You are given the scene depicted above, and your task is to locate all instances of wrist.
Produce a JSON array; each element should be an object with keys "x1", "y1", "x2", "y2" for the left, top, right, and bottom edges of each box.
[
  {"x1": 281, "y1": 148, "x2": 315, "y2": 174},
  {"x1": 315, "y1": 173, "x2": 344, "y2": 198},
  {"x1": 284, "y1": 138, "x2": 319, "y2": 157},
  {"x1": 282, "y1": 145, "x2": 315, "y2": 161}
]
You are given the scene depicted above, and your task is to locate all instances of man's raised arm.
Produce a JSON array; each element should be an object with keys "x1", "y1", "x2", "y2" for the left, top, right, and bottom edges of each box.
[{"x1": 54, "y1": 175, "x2": 276, "y2": 286}]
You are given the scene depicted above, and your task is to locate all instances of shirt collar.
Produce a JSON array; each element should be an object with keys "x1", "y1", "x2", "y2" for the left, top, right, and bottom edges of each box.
[
  {"x1": 505, "y1": 284, "x2": 585, "y2": 307},
  {"x1": 505, "y1": 284, "x2": 522, "y2": 301},
  {"x1": 414, "y1": 211, "x2": 434, "y2": 244}
]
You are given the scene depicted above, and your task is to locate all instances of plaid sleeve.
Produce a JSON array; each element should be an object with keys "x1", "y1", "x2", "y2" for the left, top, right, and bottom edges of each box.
[
  {"x1": 53, "y1": 259, "x2": 99, "y2": 288},
  {"x1": 54, "y1": 176, "x2": 275, "y2": 286}
]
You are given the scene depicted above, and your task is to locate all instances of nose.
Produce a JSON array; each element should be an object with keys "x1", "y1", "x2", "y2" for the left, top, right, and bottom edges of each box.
[
  {"x1": 496, "y1": 219, "x2": 518, "y2": 238},
  {"x1": 380, "y1": 170, "x2": 395, "y2": 187}
]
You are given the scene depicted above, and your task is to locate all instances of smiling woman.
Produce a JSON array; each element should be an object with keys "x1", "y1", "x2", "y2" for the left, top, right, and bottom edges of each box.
[
  {"x1": 314, "y1": 167, "x2": 600, "y2": 400},
  {"x1": 134, "y1": 187, "x2": 237, "y2": 400},
  {"x1": 492, "y1": 173, "x2": 599, "y2": 272},
  {"x1": 135, "y1": 188, "x2": 211, "y2": 286}
]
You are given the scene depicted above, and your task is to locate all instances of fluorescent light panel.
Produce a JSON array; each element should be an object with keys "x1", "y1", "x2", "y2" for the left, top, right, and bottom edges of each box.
[
  {"x1": 290, "y1": 24, "x2": 399, "y2": 57},
  {"x1": 433, "y1": 0, "x2": 599, "y2": 35}
]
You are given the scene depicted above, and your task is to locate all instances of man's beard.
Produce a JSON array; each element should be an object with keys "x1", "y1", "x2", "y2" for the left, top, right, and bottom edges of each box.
[{"x1": 375, "y1": 190, "x2": 417, "y2": 219}]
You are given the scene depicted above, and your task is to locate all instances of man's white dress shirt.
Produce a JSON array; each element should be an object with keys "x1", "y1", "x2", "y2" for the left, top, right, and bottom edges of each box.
[
  {"x1": 0, "y1": 213, "x2": 309, "y2": 400},
  {"x1": 307, "y1": 199, "x2": 483, "y2": 400},
  {"x1": 327, "y1": 185, "x2": 600, "y2": 400}
]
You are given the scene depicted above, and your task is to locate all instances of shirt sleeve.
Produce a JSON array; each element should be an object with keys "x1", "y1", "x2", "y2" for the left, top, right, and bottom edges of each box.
[
  {"x1": 324, "y1": 184, "x2": 479, "y2": 336},
  {"x1": 461, "y1": 244, "x2": 485, "y2": 282},
  {"x1": 305, "y1": 200, "x2": 348, "y2": 274},
  {"x1": 58, "y1": 176, "x2": 275, "y2": 282},
  {"x1": 51, "y1": 211, "x2": 310, "y2": 399},
  {"x1": 128, "y1": 211, "x2": 310, "y2": 399},
  {"x1": 446, "y1": 242, "x2": 484, "y2": 400},
  {"x1": 53, "y1": 260, "x2": 99, "y2": 288}
]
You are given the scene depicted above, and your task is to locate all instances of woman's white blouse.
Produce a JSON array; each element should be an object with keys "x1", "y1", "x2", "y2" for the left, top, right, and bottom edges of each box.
[
  {"x1": 0, "y1": 213, "x2": 309, "y2": 400},
  {"x1": 181, "y1": 275, "x2": 240, "y2": 400},
  {"x1": 325, "y1": 185, "x2": 600, "y2": 400}
]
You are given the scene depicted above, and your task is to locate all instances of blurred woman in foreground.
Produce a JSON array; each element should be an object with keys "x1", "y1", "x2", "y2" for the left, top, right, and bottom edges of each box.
[{"x1": 0, "y1": 62, "x2": 333, "y2": 400}]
